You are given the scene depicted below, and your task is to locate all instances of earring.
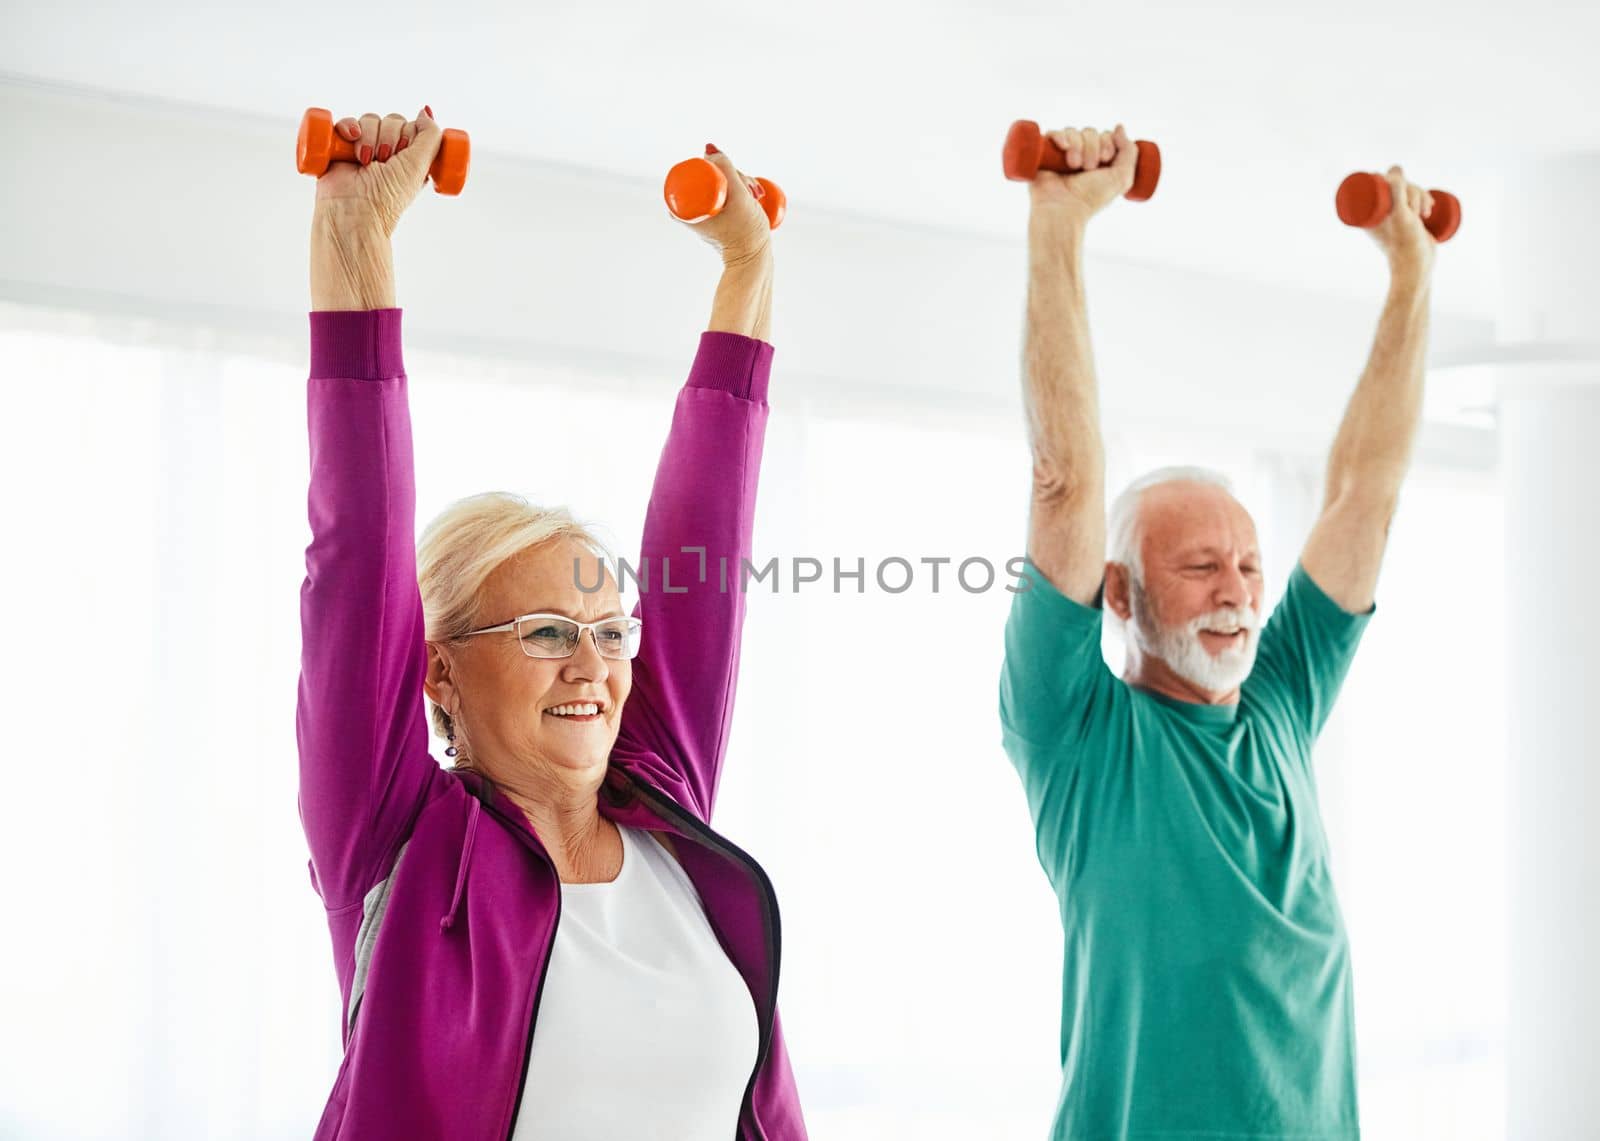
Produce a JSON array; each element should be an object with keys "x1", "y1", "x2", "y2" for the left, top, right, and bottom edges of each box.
[{"x1": 445, "y1": 723, "x2": 460, "y2": 759}]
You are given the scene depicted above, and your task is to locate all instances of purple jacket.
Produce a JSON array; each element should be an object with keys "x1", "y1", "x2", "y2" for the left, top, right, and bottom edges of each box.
[{"x1": 297, "y1": 310, "x2": 806, "y2": 1139}]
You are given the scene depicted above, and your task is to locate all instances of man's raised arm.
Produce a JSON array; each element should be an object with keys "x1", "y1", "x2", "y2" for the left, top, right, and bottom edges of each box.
[
  {"x1": 1301, "y1": 165, "x2": 1438, "y2": 613},
  {"x1": 1022, "y1": 124, "x2": 1141, "y2": 605}
]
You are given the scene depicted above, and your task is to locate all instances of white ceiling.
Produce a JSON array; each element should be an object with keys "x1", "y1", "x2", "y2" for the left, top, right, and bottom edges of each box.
[{"x1": 8, "y1": 0, "x2": 1598, "y2": 320}]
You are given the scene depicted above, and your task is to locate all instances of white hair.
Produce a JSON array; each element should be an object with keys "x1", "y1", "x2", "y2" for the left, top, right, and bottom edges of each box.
[{"x1": 1106, "y1": 465, "x2": 1236, "y2": 582}]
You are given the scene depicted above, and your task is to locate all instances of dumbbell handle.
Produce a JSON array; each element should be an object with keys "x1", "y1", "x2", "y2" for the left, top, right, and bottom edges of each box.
[
  {"x1": 1003, "y1": 120, "x2": 1161, "y2": 202},
  {"x1": 663, "y1": 157, "x2": 786, "y2": 230},
  {"x1": 296, "y1": 107, "x2": 471, "y2": 196},
  {"x1": 1336, "y1": 172, "x2": 1461, "y2": 242}
]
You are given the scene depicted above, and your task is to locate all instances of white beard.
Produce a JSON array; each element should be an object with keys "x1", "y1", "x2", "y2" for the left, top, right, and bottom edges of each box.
[{"x1": 1130, "y1": 581, "x2": 1260, "y2": 694}]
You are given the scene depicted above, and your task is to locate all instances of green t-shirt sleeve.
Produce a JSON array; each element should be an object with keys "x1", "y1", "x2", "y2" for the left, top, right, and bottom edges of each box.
[
  {"x1": 999, "y1": 557, "x2": 1117, "y2": 745},
  {"x1": 1245, "y1": 561, "x2": 1375, "y2": 754},
  {"x1": 998, "y1": 558, "x2": 1126, "y2": 857}
]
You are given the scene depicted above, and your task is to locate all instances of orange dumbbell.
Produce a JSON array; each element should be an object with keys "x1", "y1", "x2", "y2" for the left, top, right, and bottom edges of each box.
[
  {"x1": 1336, "y1": 172, "x2": 1460, "y2": 242},
  {"x1": 1002, "y1": 120, "x2": 1161, "y2": 202},
  {"x1": 663, "y1": 152, "x2": 786, "y2": 230},
  {"x1": 296, "y1": 107, "x2": 471, "y2": 196}
]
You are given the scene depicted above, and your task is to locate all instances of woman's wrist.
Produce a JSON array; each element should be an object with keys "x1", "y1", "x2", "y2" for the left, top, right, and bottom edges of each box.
[
  {"x1": 719, "y1": 234, "x2": 772, "y2": 271},
  {"x1": 708, "y1": 244, "x2": 774, "y2": 341},
  {"x1": 309, "y1": 203, "x2": 397, "y2": 311}
]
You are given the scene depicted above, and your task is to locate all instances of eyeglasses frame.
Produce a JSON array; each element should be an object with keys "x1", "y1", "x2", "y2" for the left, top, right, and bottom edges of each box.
[{"x1": 457, "y1": 611, "x2": 644, "y2": 660}]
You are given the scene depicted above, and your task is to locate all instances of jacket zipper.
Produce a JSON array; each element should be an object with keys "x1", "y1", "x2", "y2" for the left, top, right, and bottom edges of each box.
[{"x1": 622, "y1": 777, "x2": 783, "y2": 1141}]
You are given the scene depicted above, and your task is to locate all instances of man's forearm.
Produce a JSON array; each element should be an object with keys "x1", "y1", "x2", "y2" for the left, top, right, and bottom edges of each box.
[
  {"x1": 310, "y1": 202, "x2": 396, "y2": 312},
  {"x1": 1323, "y1": 270, "x2": 1432, "y2": 507},
  {"x1": 707, "y1": 245, "x2": 774, "y2": 342},
  {"x1": 1024, "y1": 211, "x2": 1105, "y2": 502}
]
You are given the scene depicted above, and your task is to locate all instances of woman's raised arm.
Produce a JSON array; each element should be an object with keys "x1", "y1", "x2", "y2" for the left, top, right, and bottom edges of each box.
[
  {"x1": 298, "y1": 109, "x2": 450, "y2": 914},
  {"x1": 612, "y1": 148, "x2": 775, "y2": 820}
]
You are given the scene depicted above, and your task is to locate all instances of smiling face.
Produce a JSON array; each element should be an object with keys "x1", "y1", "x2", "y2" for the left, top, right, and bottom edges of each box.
[
  {"x1": 1110, "y1": 480, "x2": 1266, "y2": 702},
  {"x1": 427, "y1": 537, "x2": 631, "y2": 790}
]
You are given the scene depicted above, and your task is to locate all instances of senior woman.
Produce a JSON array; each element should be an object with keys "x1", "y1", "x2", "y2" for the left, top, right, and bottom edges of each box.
[{"x1": 298, "y1": 107, "x2": 803, "y2": 1140}]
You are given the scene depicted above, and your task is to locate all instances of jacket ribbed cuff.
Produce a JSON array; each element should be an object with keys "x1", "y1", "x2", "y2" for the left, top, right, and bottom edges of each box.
[
  {"x1": 687, "y1": 331, "x2": 774, "y2": 402},
  {"x1": 309, "y1": 309, "x2": 405, "y2": 380}
]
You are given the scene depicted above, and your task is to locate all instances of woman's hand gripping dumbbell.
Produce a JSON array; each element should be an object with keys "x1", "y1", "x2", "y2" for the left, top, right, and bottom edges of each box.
[
  {"x1": 297, "y1": 106, "x2": 470, "y2": 233},
  {"x1": 664, "y1": 145, "x2": 787, "y2": 239}
]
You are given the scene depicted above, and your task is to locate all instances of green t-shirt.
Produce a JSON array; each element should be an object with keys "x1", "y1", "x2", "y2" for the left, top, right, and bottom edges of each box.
[{"x1": 999, "y1": 558, "x2": 1374, "y2": 1140}]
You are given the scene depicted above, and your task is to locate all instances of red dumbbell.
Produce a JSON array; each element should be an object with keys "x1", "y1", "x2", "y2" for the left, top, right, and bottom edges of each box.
[
  {"x1": 1336, "y1": 172, "x2": 1460, "y2": 242},
  {"x1": 663, "y1": 153, "x2": 786, "y2": 230},
  {"x1": 296, "y1": 107, "x2": 471, "y2": 196},
  {"x1": 1002, "y1": 120, "x2": 1161, "y2": 202}
]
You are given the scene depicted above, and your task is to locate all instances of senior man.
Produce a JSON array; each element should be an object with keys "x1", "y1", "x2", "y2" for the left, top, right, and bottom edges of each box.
[{"x1": 998, "y1": 123, "x2": 1437, "y2": 1139}]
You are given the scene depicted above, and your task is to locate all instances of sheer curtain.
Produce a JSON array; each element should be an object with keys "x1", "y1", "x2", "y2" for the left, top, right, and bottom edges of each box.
[{"x1": 0, "y1": 301, "x2": 1505, "y2": 1139}]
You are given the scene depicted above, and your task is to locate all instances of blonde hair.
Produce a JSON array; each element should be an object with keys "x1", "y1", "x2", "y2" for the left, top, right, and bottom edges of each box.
[{"x1": 416, "y1": 491, "x2": 613, "y2": 741}]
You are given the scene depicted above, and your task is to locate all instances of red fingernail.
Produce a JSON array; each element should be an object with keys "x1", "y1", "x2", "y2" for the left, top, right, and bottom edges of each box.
[
  {"x1": 359, "y1": 144, "x2": 372, "y2": 165},
  {"x1": 706, "y1": 143, "x2": 720, "y2": 155},
  {"x1": 425, "y1": 105, "x2": 434, "y2": 120},
  {"x1": 397, "y1": 136, "x2": 409, "y2": 152},
  {"x1": 377, "y1": 143, "x2": 392, "y2": 162}
]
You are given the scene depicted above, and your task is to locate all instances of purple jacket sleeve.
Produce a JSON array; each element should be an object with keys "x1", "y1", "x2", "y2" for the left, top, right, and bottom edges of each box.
[
  {"x1": 613, "y1": 332, "x2": 772, "y2": 822},
  {"x1": 296, "y1": 309, "x2": 440, "y2": 912}
]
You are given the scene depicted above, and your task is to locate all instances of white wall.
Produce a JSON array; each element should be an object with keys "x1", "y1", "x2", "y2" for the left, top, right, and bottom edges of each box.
[{"x1": 5, "y1": 75, "x2": 1494, "y2": 465}]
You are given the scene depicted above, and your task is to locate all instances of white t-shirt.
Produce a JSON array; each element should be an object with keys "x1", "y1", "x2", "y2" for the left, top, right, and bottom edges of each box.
[{"x1": 512, "y1": 825, "x2": 760, "y2": 1140}]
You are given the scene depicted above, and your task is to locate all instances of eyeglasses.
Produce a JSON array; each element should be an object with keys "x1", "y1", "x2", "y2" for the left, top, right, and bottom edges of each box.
[{"x1": 459, "y1": 612, "x2": 644, "y2": 660}]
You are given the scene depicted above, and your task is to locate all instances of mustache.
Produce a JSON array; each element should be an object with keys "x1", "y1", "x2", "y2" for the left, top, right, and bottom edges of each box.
[{"x1": 1183, "y1": 606, "x2": 1260, "y2": 635}]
